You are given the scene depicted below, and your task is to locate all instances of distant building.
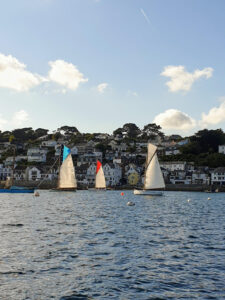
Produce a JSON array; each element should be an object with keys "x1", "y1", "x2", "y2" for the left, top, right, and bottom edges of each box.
[
  {"x1": 0, "y1": 164, "x2": 12, "y2": 180},
  {"x1": 192, "y1": 170, "x2": 210, "y2": 185},
  {"x1": 169, "y1": 170, "x2": 192, "y2": 184},
  {"x1": 41, "y1": 140, "x2": 57, "y2": 147},
  {"x1": 211, "y1": 167, "x2": 225, "y2": 185},
  {"x1": 218, "y1": 145, "x2": 225, "y2": 154},
  {"x1": 27, "y1": 148, "x2": 48, "y2": 163},
  {"x1": 25, "y1": 166, "x2": 57, "y2": 181},
  {"x1": 164, "y1": 147, "x2": 181, "y2": 156},
  {"x1": 86, "y1": 162, "x2": 122, "y2": 187}
]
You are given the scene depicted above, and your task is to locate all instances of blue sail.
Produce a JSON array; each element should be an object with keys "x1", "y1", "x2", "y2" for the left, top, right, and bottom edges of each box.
[{"x1": 63, "y1": 146, "x2": 71, "y2": 162}]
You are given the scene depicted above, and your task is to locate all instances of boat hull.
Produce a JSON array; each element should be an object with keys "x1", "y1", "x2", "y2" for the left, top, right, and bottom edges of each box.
[
  {"x1": 0, "y1": 188, "x2": 35, "y2": 193},
  {"x1": 51, "y1": 188, "x2": 76, "y2": 192},
  {"x1": 133, "y1": 189, "x2": 163, "y2": 196}
]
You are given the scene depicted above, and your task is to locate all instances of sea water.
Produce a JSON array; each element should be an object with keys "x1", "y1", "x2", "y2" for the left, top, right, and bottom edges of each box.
[{"x1": 0, "y1": 191, "x2": 224, "y2": 299}]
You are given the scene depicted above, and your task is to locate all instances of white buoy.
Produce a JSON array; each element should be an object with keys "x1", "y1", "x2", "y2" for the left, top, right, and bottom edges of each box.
[
  {"x1": 34, "y1": 191, "x2": 40, "y2": 197},
  {"x1": 127, "y1": 201, "x2": 135, "y2": 206},
  {"x1": 208, "y1": 197, "x2": 211, "y2": 200},
  {"x1": 187, "y1": 198, "x2": 191, "y2": 202}
]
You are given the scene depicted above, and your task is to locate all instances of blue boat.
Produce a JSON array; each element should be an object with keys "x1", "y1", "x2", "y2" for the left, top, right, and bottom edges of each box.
[{"x1": 0, "y1": 186, "x2": 35, "y2": 193}]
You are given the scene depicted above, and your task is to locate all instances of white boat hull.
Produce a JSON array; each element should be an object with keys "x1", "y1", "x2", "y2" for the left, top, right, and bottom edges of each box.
[{"x1": 133, "y1": 189, "x2": 163, "y2": 196}]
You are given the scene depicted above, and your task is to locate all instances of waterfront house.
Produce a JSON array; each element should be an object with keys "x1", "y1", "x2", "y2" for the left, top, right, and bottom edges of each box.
[
  {"x1": 192, "y1": 169, "x2": 210, "y2": 185},
  {"x1": 169, "y1": 170, "x2": 192, "y2": 184},
  {"x1": 86, "y1": 162, "x2": 122, "y2": 187},
  {"x1": 25, "y1": 166, "x2": 57, "y2": 181},
  {"x1": 211, "y1": 167, "x2": 225, "y2": 185},
  {"x1": 103, "y1": 163, "x2": 122, "y2": 186},
  {"x1": 0, "y1": 164, "x2": 12, "y2": 180}
]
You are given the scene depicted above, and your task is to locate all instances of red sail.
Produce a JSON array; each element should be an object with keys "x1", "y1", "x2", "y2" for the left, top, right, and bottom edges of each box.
[{"x1": 96, "y1": 160, "x2": 102, "y2": 174}]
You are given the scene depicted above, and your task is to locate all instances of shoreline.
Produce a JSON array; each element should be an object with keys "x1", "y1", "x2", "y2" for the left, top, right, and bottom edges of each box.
[{"x1": 1, "y1": 181, "x2": 225, "y2": 192}]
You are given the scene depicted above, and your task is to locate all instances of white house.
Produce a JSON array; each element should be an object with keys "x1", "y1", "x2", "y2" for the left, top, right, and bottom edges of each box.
[
  {"x1": 169, "y1": 171, "x2": 192, "y2": 184},
  {"x1": 41, "y1": 140, "x2": 57, "y2": 147},
  {"x1": 218, "y1": 145, "x2": 225, "y2": 154},
  {"x1": 25, "y1": 166, "x2": 57, "y2": 181},
  {"x1": 160, "y1": 161, "x2": 194, "y2": 172},
  {"x1": 0, "y1": 164, "x2": 12, "y2": 180},
  {"x1": 192, "y1": 170, "x2": 210, "y2": 185},
  {"x1": 86, "y1": 162, "x2": 122, "y2": 186},
  {"x1": 211, "y1": 167, "x2": 225, "y2": 185},
  {"x1": 103, "y1": 163, "x2": 122, "y2": 186},
  {"x1": 27, "y1": 148, "x2": 48, "y2": 163}
]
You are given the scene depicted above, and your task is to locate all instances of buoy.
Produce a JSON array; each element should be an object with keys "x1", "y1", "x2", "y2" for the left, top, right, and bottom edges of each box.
[
  {"x1": 127, "y1": 201, "x2": 135, "y2": 206},
  {"x1": 34, "y1": 191, "x2": 40, "y2": 197},
  {"x1": 187, "y1": 198, "x2": 191, "y2": 202},
  {"x1": 208, "y1": 197, "x2": 211, "y2": 200},
  {"x1": 121, "y1": 192, "x2": 124, "y2": 196}
]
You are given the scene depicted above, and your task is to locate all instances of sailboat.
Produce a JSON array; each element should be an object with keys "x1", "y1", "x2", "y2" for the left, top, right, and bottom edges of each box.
[
  {"x1": 0, "y1": 177, "x2": 35, "y2": 193},
  {"x1": 53, "y1": 145, "x2": 77, "y2": 191},
  {"x1": 95, "y1": 160, "x2": 106, "y2": 190},
  {"x1": 134, "y1": 143, "x2": 165, "y2": 196},
  {"x1": 0, "y1": 145, "x2": 35, "y2": 193}
]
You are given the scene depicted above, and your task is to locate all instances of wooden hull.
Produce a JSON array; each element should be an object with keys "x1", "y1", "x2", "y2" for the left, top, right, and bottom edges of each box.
[
  {"x1": 51, "y1": 188, "x2": 76, "y2": 192},
  {"x1": 133, "y1": 189, "x2": 163, "y2": 196}
]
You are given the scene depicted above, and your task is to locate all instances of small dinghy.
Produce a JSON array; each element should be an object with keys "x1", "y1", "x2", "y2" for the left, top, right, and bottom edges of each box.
[{"x1": 127, "y1": 201, "x2": 135, "y2": 206}]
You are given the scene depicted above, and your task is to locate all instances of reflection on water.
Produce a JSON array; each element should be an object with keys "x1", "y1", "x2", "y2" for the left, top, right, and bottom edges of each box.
[{"x1": 0, "y1": 191, "x2": 225, "y2": 299}]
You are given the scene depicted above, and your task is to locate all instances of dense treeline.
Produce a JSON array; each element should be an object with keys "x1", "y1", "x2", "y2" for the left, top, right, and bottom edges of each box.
[{"x1": 161, "y1": 129, "x2": 225, "y2": 167}]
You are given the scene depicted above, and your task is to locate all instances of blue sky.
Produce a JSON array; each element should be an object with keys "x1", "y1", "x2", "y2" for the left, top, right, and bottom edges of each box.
[{"x1": 0, "y1": 0, "x2": 225, "y2": 135}]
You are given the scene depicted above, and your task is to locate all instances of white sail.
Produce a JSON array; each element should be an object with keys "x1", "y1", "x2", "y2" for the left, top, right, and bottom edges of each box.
[
  {"x1": 95, "y1": 163, "x2": 106, "y2": 189},
  {"x1": 144, "y1": 143, "x2": 165, "y2": 190},
  {"x1": 58, "y1": 153, "x2": 77, "y2": 189}
]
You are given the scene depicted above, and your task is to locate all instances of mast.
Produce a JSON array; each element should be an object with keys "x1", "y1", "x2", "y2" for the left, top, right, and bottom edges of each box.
[
  {"x1": 11, "y1": 145, "x2": 16, "y2": 186},
  {"x1": 57, "y1": 145, "x2": 63, "y2": 188}
]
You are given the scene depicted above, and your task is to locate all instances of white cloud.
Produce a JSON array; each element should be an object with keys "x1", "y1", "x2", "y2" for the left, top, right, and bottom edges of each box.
[
  {"x1": 12, "y1": 110, "x2": 29, "y2": 126},
  {"x1": 0, "y1": 53, "x2": 46, "y2": 92},
  {"x1": 161, "y1": 65, "x2": 213, "y2": 92},
  {"x1": 48, "y1": 60, "x2": 88, "y2": 90},
  {"x1": 97, "y1": 82, "x2": 108, "y2": 94},
  {"x1": 153, "y1": 109, "x2": 196, "y2": 130},
  {"x1": 201, "y1": 98, "x2": 225, "y2": 126}
]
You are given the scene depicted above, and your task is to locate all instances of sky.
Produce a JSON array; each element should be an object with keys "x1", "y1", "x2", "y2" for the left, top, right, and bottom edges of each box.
[{"x1": 1, "y1": 0, "x2": 225, "y2": 136}]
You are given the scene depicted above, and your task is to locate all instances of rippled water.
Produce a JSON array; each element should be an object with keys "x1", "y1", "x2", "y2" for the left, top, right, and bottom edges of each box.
[{"x1": 0, "y1": 190, "x2": 225, "y2": 299}]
